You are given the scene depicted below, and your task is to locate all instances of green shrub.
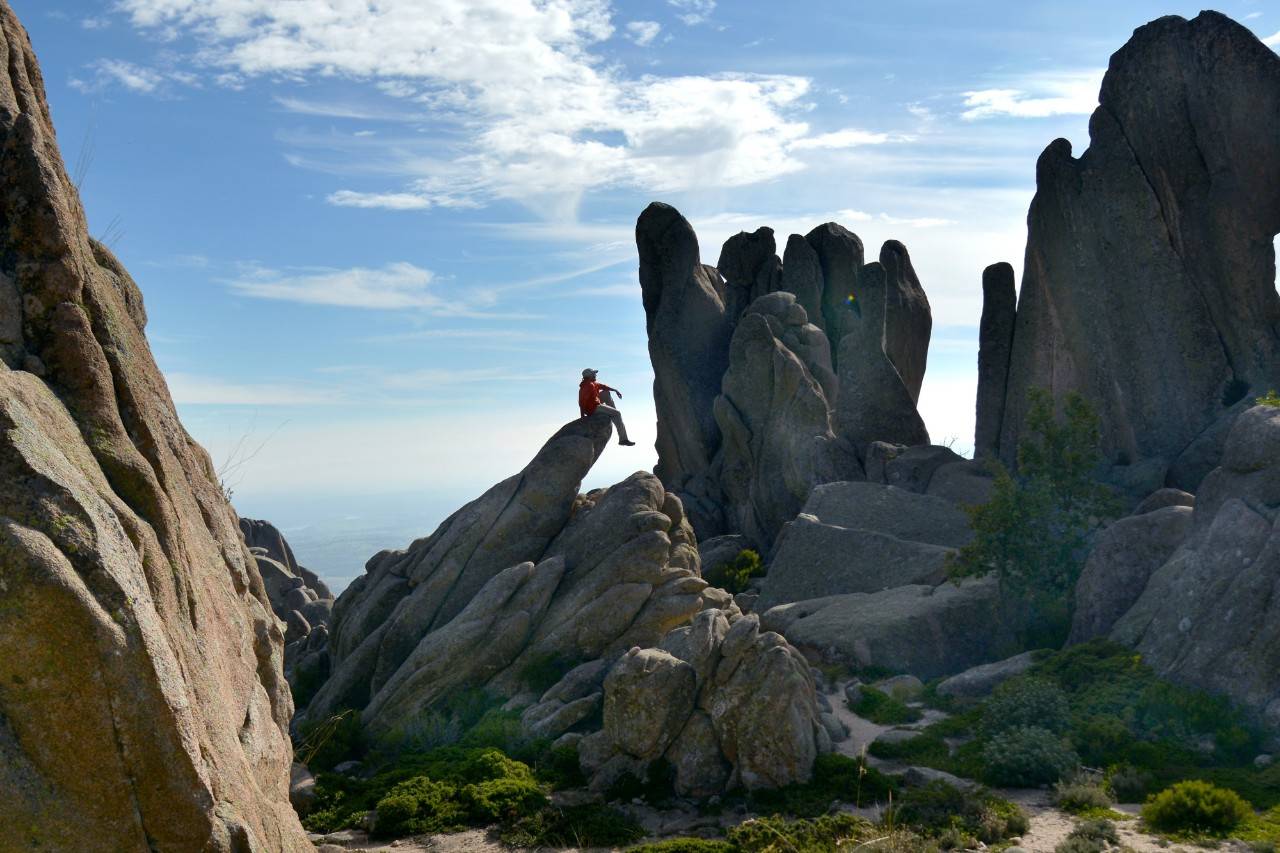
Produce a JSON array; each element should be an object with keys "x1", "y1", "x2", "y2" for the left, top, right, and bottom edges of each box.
[
  {"x1": 982, "y1": 677, "x2": 1071, "y2": 736},
  {"x1": 1054, "y1": 818, "x2": 1119, "y2": 853},
  {"x1": 627, "y1": 840, "x2": 735, "y2": 853},
  {"x1": 980, "y1": 725, "x2": 1079, "y2": 787},
  {"x1": 460, "y1": 776, "x2": 548, "y2": 823},
  {"x1": 851, "y1": 686, "x2": 922, "y2": 725},
  {"x1": 747, "y1": 753, "x2": 898, "y2": 816},
  {"x1": 500, "y1": 803, "x2": 644, "y2": 848},
  {"x1": 868, "y1": 730, "x2": 953, "y2": 766},
  {"x1": 948, "y1": 389, "x2": 1120, "y2": 647},
  {"x1": 534, "y1": 744, "x2": 585, "y2": 790},
  {"x1": 1141, "y1": 780, "x2": 1253, "y2": 836},
  {"x1": 373, "y1": 776, "x2": 467, "y2": 837},
  {"x1": 1053, "y1": 778, "x2": 1115, "y2": 814},
  {"x1": 1105, "y1": 764, "x2": 1155, "y2": 803},
  {"x1": 728, "y1": 814, "x2": 873, "y2": 853},
  {"x1": 889, "y1": 780, "x2": 1028, "y2": 844},
  {"x1": 705, "y1": 549, "x2": 766, "y2": 594},
  {"x1": 1256, "y1": 389, "x2": 1280, "y2": 408}
]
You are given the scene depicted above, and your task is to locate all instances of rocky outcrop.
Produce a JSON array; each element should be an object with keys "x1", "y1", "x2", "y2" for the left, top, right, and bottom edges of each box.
[
  {"x1": 638, "y1": 203, "x2": 733, "y2": 537},
  {"x1": 975, "y1": 262, "x2": 1016, "y2": 459},
  {"x1": 760, "y1": 577, "x2": 1023, "y2": 680},
  {"x1": 714, "y1": 292, "x2": 858, "y2": 546},
  {"x1": 757, "y1": 482, "x2": 970, "y2": 610},
  {"x1": 580, "y1": 611, "x2": 825, "y2": 795},
  {"x1": 936, "y1": 652, "x2": 1038, "y2": 699},
  {"x1": 990, "y1": 12, "x2": 1280, "y2": 491},
  {"x1": 1109, "y1": 405, "x2": 1280, "y2": 728},
  {"x1": 1068, "y1": 505, "x2": 1192, "y2": 643},
  {"x1": 638, "y1": 203, "x2": 932, "y2": 547},
  {"x1": 241, "y1": 517, "x2": 334, "y2": 704},
  {"x1": 302, "y1": 412, "x2": 834, "y2": 793},
  {"x1": 0, "y1": 3, "x2": 308, "y2": 848}
]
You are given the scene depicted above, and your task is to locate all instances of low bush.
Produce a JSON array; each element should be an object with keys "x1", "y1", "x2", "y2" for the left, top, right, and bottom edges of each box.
[
  {"x1": 500, "y1": 803, "x2": 644, "y2": 848},
  {"x1": 981, "y1": 677, "x2": 1071, "y2": 736},
  {"x1": 747, "y1": 753, "x2": 898, "y2": 816},
  {"x1": 705, "y1": 549, "x2": 766, "y2": 594},
  {"x1": 851, "y1": 686, "x2": 923, "y2": 725},
  {"x1": 888, "y1": 780, "x2": 1029, "y2": 844},
  {"x1": 1053, "y1": 818, "x2": 1118, "y2": 853},
  {"x1": 728, "y1": 814, "x2": 872, "y2": 853},
  {"x1": 373, "y1": 776, "x2": 468, "y2": 837},
  {"x1": 980, "y1": 725, "x2": 1079, "y2": 787},
  {"x1": 1053, "y1": 777, "x2": 1115, "y2": 814},
  {"x1": 460, "y1": 776, "x2": 548, "y2": 823},
  {"x1": 533, "y1": 744, "x2": 585, "y2": 790},
  {"x1": 1104, "y1": 764, "x2": 1155, "y2": 804},
  {"x1": 1141, "y1": 780, "x2": 1253, "y2": 837},
  {"x1": 626, "y1": 840, "x2": 735, "y2": 853}
]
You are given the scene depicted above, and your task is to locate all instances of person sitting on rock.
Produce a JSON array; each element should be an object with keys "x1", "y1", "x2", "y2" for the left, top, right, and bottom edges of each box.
[{"x1": 579, "y1": 368, "x2": 635, "y2": 446}]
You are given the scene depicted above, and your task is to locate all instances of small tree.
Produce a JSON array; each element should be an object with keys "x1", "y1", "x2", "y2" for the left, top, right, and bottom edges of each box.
[{"x1": 949, "y1": 389, "x2": 1120, "y2": 647}]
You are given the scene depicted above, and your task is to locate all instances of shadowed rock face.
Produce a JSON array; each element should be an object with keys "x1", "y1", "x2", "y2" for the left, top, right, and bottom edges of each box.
[
  {"x1": 996, "y1": 12, "x2": 1280, "y2": 490},
  {"x1": 0, "y1": 3, "x2": 309, "y2": 849},
  {"x1": 637, "y1": 204, "x2": 930, "y2": 547},
  {"x1": 1108, "y1": 405, "x2": 1280, "y2": 729},
  {"x1": 974, "y1": 262, "x2": 1016, "y2": 459}
]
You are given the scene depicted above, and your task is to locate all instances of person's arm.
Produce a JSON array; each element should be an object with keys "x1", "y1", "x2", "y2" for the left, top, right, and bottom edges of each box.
[{"x1": 601, "y1": 383, "x2": 622, "y2": 397}]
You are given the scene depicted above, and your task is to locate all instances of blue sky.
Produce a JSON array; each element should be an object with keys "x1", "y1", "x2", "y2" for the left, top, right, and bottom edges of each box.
[{"x1": 18, "y1": 0, "x2": 1279, "y2": 588}]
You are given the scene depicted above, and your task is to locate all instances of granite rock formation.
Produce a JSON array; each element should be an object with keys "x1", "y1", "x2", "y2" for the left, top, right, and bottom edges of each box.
[
  {"x1": 1107, "y1": 405, "x2": 1280, "y2": 728},
  {"x1": 241, "y1": 517, "x2": 335, "y2": 707},
  {"x1": 637, "y1": 203, "x2": 931, "y2": 547},
  {"x1": 302, "y1": 410, "x2": 835, "y2": 793},
  {"x1": 0, "y1": 3, "x2": 308, "y2": 848},
  {"x1": 974, "y1": 262, "x2": 1016, "y2": 459},
  {"x1": 983, "y1": 12, "x2": 1280, "y2": 491}
]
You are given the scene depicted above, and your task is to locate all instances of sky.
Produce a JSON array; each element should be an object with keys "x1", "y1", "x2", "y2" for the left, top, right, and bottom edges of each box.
[{"x1": 17, "y1": 0, "x2": 1280, "y2": 590}]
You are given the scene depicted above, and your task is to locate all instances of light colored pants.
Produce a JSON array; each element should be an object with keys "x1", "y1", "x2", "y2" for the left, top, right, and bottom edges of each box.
[{"x1": 595, "y1": 392, "x2": 630, "y2": 443}]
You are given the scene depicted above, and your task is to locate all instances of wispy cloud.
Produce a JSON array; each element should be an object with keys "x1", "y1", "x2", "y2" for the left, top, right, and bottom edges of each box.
[
  {"x1": 626, "y1": 20, "x2": 662, "y2": 47},
  {"x1": 1264, "y1": 29, "x2": 1280, "y2": 47},
  {"x1": 668, "y1": 0, "x2": 716, "y2": 25},
  {"x1": 274, "y1": 96, "x2": 421, "y2": 122},
  {"x1": 71, "y1": 59, "x2": 166, "y2": 94},
  {"x1": 227, "y1": 262, "x2": 443, "y2": 310},
  {"x1": 328, "y1": 190, "x2": 437, "y2": 211},
  {"x1": 961, "y1": 69, "x2": 1103, "y2": 120},
  {"x1": 788, "y1": 128, "x2": 904, "y2": 151},
  {"x1": 167, "y1": 372, "x2": 340, "y2": 405},
  {"x1": 81, "y1": 16, "x2": 110, "y2": 30}
]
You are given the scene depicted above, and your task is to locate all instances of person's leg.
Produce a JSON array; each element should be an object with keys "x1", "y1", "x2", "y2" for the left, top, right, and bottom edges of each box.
[{"x1": 595, "y1": 404, "x2": 631, "y2": 443}]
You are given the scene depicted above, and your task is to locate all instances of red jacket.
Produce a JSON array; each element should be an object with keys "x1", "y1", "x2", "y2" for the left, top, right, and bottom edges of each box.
[{"x1": 579, "y1": 379, "x2": 616, "y2": 416}]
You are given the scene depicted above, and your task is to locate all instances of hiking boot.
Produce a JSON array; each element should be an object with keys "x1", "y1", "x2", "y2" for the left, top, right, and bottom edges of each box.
[{"x1": 619, "y1": 440, "x2": 636, "y2": 446}]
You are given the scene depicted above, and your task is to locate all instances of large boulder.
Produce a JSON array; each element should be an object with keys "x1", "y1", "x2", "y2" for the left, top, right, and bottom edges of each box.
[
  {"x1": 1069, "y1": 505, "x2": 1193, "y2": 643},
  {"x1": 879, "y1": 240, "x2": 932, "y2": 404},
  {"x1": 757, "y1": 482, "x2": 969, "y2": 610},
  {"x1": 581, "y1": 611, "x2": 825, "y2": 794},
  {"x1": 992, "y1": 12, "x2": 1280, "y2": 490},
  {"x1": 0, "y1": 4, "x2": 308, "y2": 847},
  {"x1": 759, "y1": 578, "x2": 1023, "y2": 680},
  {"x1": 1110, "y1": 405, "x2": 1280, "y2": 727}
]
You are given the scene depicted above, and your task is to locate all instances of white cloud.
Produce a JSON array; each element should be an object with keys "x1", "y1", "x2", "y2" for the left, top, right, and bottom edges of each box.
[
  {"x1": 228, "y1": 262, "x2": 443, "y2": 309},
  {"x1": 1264, "y1": 29, "x2": 1280, "y2": 47},
  {"x1": 114, "y1": 0, "x2": 895, "y2": 211},
  {"x1": 1246, "y1": 12, "x2": 1264, "y2": 21},
  {"x1": 274, "y1": 96, "x2": 418, "y2": 121},
  {"x1": 626, "y1": 20, "x2": 661, "y2": 47},
  {"x1": 327, "y1": 190, "x2": 435, "y2": 211},
  {"x1": 668, "y1": 0, "x2": 716, "y2": 25},
  {"x1": 81, "y1": 16, "x2": 111, "y2": 29},
  {"x1": 788, "y1": 128, "x2": 900, "y2": 151},
  {"x1": 71, "y1": 59, "x2": 166, "y2": 94},
  {"x1": 961, "y1": 69, "x2": 1104, "y2": 120}
]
